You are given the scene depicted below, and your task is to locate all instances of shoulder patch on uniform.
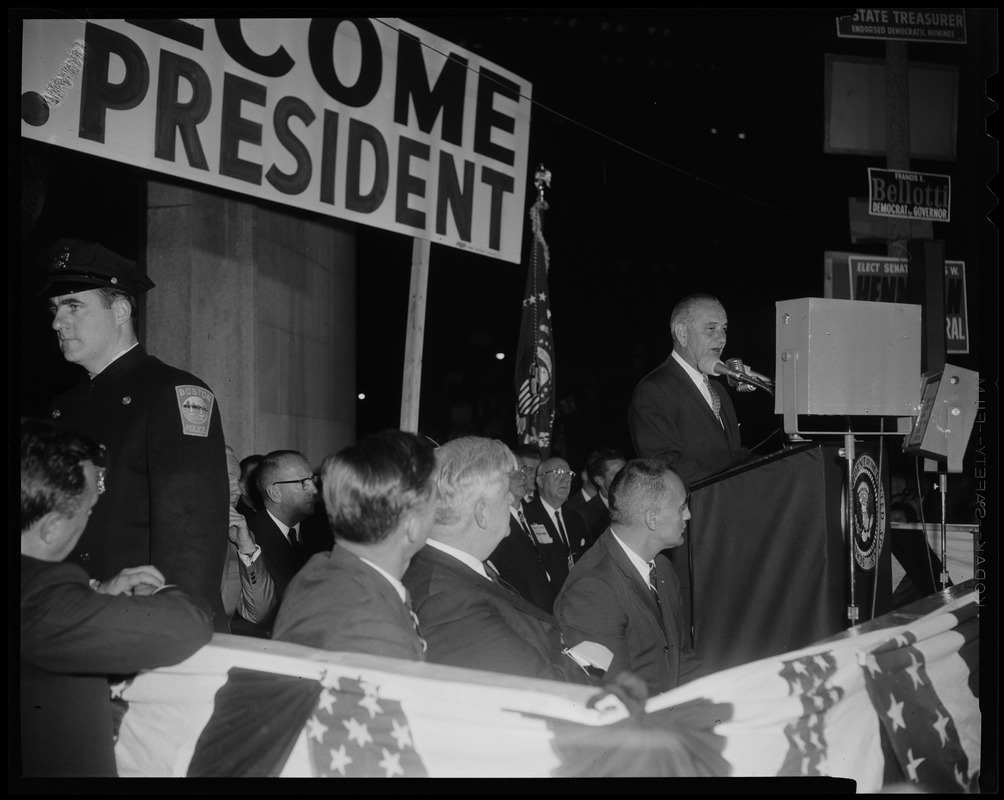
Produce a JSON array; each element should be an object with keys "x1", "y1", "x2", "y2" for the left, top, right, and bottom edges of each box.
[{"x1": 175, "y1": 385, "x2": 215, "y2": 437}]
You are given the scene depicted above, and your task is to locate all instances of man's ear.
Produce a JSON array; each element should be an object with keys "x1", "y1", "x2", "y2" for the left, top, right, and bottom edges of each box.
[
  {"x1": 37, "y1": 511, "x2": 68, "y2": 546},
  {"x1": 402, "y1": 510, "x2": 424, "y2": 544},
  {"x1": 643, "y1": 507, "x2": 659, "y2": 531},
  {"x1": 111, "y1": 297, "x2": 132, "y2": 326},
  {"x1": 473, "y1": 497, "x2": 489, "y2": 529},
  {"x1": 672, "y1": 321, "x2": 687, "y2": 347}
]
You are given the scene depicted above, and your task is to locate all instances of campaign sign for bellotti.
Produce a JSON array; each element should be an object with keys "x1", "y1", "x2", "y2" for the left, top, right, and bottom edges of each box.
[{"x1": 867, "y1": 168, "x2": 951, "y2": 223}]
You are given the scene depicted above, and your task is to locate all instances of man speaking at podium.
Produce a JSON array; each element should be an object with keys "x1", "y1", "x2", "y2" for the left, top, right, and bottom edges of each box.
[
  {"x1": 628, "y1": 293, "x2": 750, "y2": 487},
  {"x1": 628, "y1": 293, "x2": 754, "y2": 644}
]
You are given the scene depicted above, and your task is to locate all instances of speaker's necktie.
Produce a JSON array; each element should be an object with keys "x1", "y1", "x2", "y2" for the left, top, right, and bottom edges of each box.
[{"x1": 704, "y1": 374, "x2": 723, "y2": 427}]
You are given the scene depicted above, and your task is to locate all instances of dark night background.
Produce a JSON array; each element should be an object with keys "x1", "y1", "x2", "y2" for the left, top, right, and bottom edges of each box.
[
  {"x1": 358, "y1": 10, "x2": 997, "y2": 476},
  {"x1": 14, "y1": 10, "x2": 998, "y2": 478},
  {"x1": 9, "y1": 12, "x2": 1001, "y2": 786}
]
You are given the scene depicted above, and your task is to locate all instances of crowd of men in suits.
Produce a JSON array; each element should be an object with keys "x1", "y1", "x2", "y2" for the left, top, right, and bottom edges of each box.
[
  {"x1": 21, "y1": 237, "x2": 724, "y2": 778},
  {"x1": 232, "y1": 436, "x2": 702, "y2": 700}
]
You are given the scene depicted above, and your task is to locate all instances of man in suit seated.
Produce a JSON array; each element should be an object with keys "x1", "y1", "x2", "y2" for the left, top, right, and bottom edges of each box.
[
  {"x1": 403, "y1": 437, "x2": 593, "y2": 683},
  {"x1": 248, "y1": 450, "x2": 320, "y2": 625},
  {"x1": 521, "y1": 455, "x2": 591, "y2": 589},
  {"x1": 569, "y1": 447, "x2": 626, "y2": 548},
  {"x1": 271, "y1": 430, "x2": 436, "y2": 660},
  {"x1": 554, "y1": 459, "x2": 703, "y2": 697},
  {"x1": 486, "y1": 456, "x2": 556, "y2": 612},
  {"x1": 236, "y1": 454, "x2": 263, "y2": 521},
  {"x1": 513, "y1": 443, "x2": 543, "y2": 502},
  {"x1": 563, "y1": 455, "x2": 596, "y2": 516},
  {"x1": 20, "y1": 418, "x2": 213, "y2": 777},
  {"x1": 222, "y1": 446, "x2": 275, "y2": 637}
]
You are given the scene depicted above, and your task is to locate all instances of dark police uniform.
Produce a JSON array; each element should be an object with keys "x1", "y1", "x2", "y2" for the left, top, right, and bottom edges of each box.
[{"x1": 42, "y1": 239, "x2": 230, "y2": 631}]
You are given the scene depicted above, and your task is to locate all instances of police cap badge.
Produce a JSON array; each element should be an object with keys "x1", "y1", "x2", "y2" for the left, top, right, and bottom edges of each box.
[{"x1": 38, "y1": 238, "x2": 156, "y2": 299}]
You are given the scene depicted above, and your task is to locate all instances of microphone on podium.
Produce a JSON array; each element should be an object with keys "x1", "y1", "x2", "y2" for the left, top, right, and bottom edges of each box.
[
  {"x1": 725, "y1": 358, "x2": 756, "y2": 393},
  {"x1": 698, "y1": 356, "x2": 774, "y2": 395}
]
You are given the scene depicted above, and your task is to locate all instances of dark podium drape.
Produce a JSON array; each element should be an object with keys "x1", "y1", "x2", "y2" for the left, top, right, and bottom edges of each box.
[{"x1": 683, "y1": 442, "x2": 892, "y2": 674}]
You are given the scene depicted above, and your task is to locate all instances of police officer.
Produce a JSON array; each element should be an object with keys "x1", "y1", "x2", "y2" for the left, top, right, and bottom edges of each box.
[{"x1": 41, "y1": 238, "x2": 230, "y2": 631}]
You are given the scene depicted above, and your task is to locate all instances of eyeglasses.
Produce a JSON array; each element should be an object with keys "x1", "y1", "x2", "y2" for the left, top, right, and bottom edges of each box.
[
  {"x1": 541, "y1": 468, "x2": 575, "y2": 479},
  {"x1": 272, "y1": 475, "x2": 318, "y2": 490}
]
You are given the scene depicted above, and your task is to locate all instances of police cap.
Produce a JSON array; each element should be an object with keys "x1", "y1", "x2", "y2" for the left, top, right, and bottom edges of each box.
[{"x1": 39, "y1": 238, "x2": 156, "y2": 299}]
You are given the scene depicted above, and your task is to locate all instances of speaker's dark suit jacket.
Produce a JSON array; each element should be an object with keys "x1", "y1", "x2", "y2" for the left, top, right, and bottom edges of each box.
[
  {"x1": 248, "y1": 509, "x2": 308, "y2": 610},
  {"x1": 487, "y1": 509, "x2": 556, "y2": 612},
  {"x1": 271, "y1": 546, "x2": 427, "y2": 661},
  {"x1": 521, "y1": 496, "x2": 590, "y2": 589},
  {"x1": 553, "y1": 530, "x2": 703, "y2": 696},
  {"x1": 628, "y1": 353, "x2": 748, "y2": 489},
  {"x1": 403, "y1": 545, "x2": 592, "y2": 683},
  {"x1": 628, "y1": 353, "x2": 751, "y2": 646}
]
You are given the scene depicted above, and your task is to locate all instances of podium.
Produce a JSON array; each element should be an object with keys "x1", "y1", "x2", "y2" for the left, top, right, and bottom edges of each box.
[{"x1": 685, "y1": 442, "x2": 892, "y2": 674}]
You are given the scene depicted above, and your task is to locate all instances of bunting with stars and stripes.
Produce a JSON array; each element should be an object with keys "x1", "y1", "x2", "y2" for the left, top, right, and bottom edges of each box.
[
  {"x1": 860, "y1": 598, "x2": 980, "y2": 792},
  {"x1": 111, "y1": 583, "x2": 980, "y2": 786},
  {"x1": 643, "y1": 583, "x2": 980, "y2": 791},
  {"x1": 514, "y1": 165, "x2": 555, "y2": 455}
]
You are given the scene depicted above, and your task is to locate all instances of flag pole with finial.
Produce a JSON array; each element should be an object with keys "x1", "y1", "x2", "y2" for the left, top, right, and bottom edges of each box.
[{"x1": 514, "y1": 164, "x2": 556, "y2": 456}]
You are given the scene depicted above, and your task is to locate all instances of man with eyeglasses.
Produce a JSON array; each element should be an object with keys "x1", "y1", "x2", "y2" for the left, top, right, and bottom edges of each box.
[
  {"x1": 247, "y1": 450, "x2": 320, "y2": 620},
  {"x1": 522, "y1": 456, "x2": 591, "y2": 589},
  {"x1": 485, "y1": 460, "x2": 556, "y2": 612}
]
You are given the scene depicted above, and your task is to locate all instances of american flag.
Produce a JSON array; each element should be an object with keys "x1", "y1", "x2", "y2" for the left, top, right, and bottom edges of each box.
[
  {"x1": 305, "y1": 673, "x2": 427, "y2": 777},
  {"x1": 859, "y1": 600, "x2": 980, "y2": 792},
  {"x1": 514, "y1": 166, "x2": 555, "y2": 454},
  {"x1": 111, "y1": 586, "x2": 981, "y2": 785}
]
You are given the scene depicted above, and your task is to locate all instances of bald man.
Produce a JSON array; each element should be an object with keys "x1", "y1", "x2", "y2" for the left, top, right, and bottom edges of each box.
[
  {"x1": 628, "y1": 293, "x2": 750, "y2": 488},
  {"x1": 554, "y1": 459, "x2": 703, "y2": 696},
  {"x1": 521, "y1": 455, "x2": 591, "y2": 589}
]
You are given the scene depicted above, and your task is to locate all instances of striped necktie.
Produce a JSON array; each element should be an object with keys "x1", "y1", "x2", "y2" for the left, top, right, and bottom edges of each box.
[
  {"x1": 405, "y1": 590, "x2": 427, "y2": 653},
  {"x1": 648, "y1": 561, "x2": 667, "y2": 632},
  {"x1": 648, "y1": 562, "x2": 662, "y2": 607},
  {"x1": 704, "y1": 374, "x2": 723, "y2": 426}
]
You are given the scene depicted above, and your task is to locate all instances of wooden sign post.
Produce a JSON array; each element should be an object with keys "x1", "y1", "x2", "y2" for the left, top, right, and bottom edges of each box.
[{"x1": 400, "y1": 237, "x2": 431, "y2": 433}]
